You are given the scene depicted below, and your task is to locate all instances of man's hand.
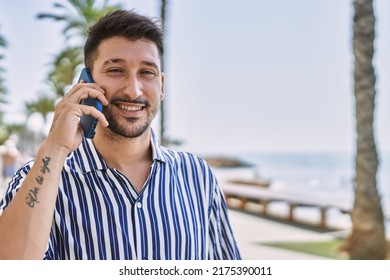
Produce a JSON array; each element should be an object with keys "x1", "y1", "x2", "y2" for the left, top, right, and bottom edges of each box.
[{"x1": 47, "y1": 82, "x2": 109, "y2": 152}]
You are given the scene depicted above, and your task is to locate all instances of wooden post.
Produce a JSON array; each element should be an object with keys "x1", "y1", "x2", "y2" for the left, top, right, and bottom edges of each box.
[
  {"x1": 288, "y1": 203, "x2": 296, "y2": 222},
  {"x1": 240, "y1": 197, "x2": 248, "y2": 210},
  {"x1": 319, "y1": 207, "x2": 327, "y2": 228},
  {"x1": 261, "y1": 200, "x2": 269, "y2": 215}
]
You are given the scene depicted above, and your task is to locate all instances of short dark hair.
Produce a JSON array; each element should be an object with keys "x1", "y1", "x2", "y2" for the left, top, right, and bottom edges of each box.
[{"x1": 84, "y1": 9, "x2": 164, "y2": 70}]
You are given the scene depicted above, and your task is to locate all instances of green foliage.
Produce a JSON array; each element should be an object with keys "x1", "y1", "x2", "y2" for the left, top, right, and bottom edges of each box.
[
  {"x1": 0, "y1": 125, "x2": 9, "y2": 144},
  {"x1": 37, "y1": 0, "x2": 123, "y2": 97},
  {"x1": 0, "y1": 26, "x2": 7, "y2": 103},
  {"x1": 47, "y1": 46, "x2": 84, "y2": 96},
  {"x1": 37, "y1": 0, "x2": 122, "y2": 40},
  {"x1": 25, "y1": 95, "x2": 56, "y2": 120},
  {"x1": 0, "y1": 31, "x2": 7, "y2": 48},
  {"x1": 261, "y1": 239, "x2": 349, "y2": 259}
]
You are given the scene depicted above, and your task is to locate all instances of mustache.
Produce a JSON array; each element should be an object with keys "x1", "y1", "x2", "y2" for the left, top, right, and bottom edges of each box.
[{"x1": 110, "y1": 97, "x2": 149, "y2": 106}]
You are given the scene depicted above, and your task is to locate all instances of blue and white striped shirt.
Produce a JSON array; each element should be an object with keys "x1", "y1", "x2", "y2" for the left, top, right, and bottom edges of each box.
[{"x1": 0, "y1": 131, "x2": 241, "y2": 260}]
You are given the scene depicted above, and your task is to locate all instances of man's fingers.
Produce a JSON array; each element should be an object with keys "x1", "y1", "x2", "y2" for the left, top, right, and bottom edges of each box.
[
  {"x1": 65, "y1": 84, "x2": 108, "y2": 106},
  {"x1": 79, "y1": 104, "x2": 109, "y2": 127},
  {"x1": 78, "y1": 89, "x2": 109, "y2": 106}
]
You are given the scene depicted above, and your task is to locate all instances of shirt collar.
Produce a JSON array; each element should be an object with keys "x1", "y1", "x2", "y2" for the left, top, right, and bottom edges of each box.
[
  {"x1": 150, "y1": 128, "x2": 167, "y2": 164},
  {"x1": 74, "y1": 128, "x2": 166, "y2": 174}
]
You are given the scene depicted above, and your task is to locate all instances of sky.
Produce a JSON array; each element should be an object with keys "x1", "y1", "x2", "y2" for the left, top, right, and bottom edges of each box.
[{"x1": 0, "y1": 0, "x2": 389, "y2": 154}]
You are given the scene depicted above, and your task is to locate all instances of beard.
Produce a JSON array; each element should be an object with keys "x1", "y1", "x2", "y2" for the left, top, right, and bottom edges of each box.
[{"x1": 103, "y1": 97, "x2": 159, "y2": 139}]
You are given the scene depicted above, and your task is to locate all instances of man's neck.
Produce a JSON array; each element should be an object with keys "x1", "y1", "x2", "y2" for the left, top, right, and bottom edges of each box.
[{"x1": 92, "y1": 128, "x2": 153, "y2": 171}]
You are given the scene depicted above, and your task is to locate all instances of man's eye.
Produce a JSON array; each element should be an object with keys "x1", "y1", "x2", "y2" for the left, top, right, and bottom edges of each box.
[
  {"x1": 140, "y1": 70, "x2": 156, "y2": 75},
  {"x1": 108, "y1": 68, "x2": 122, "y2": 73}
]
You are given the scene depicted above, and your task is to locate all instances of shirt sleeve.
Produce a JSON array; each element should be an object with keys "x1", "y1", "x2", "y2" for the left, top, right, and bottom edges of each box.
[
  {"x1": 0, "y1": 160, "x2": 51, "y2": 260},
  {"x1": 0, "y1": 161, "x2": 32, "y2": 214},
  {"x1": 208, "y1": 175, "x2": 242, "y2": 260}
]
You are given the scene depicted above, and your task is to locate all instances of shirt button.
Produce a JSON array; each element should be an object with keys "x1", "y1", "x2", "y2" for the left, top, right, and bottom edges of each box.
[{"x1": 136, "y1": 202, "x2": 142, "y2": 208}]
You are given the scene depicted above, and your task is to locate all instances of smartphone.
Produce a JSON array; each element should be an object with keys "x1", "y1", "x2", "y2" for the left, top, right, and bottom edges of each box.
[{"x1": 78, "y1": 68, "x2": 103, "y2": 139}]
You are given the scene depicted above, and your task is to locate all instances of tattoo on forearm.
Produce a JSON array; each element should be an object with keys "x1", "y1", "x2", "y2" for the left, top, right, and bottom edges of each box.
[
  {"x1": 40, "y1": 156, "x2": 51, "y2": 174},
  {"x1": 26, "y1": 187, "x2": 40, "y2": 208},
  {"x1": 36, "y1": 176, "x2": 44, "y2": 185},
  {"x1": 26, "y1": 156, "x2": 52, "y2": 208}
]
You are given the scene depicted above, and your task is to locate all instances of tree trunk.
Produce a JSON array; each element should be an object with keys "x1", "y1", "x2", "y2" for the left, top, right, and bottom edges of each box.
[
  {"x1": 345, "y1": 0, "x2": 387, "y2": 259},
  {"x1": 160, "y1": 0, "x2": 167, "y2": 145}
]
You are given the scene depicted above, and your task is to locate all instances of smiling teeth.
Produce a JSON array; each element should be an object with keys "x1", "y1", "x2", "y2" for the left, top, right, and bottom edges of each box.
[{"x1": 119, "y1": 104, "x2": 142, "y2": 111}]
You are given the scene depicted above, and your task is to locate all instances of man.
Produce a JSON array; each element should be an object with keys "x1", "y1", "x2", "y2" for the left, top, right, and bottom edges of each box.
[{"x1": 0, "y1": 10, "x2": 241, "y2": 260}]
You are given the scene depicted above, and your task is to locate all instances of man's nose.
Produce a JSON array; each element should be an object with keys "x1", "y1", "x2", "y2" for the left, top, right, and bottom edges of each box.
[{"x1": 123, "y1": 76, "x2": 142, "y2": 100}]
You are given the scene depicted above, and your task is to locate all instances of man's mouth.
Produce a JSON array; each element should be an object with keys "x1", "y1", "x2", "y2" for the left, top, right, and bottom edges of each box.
[{"x1": 118, "y1": 104, "x2": 144, "y2": 111}]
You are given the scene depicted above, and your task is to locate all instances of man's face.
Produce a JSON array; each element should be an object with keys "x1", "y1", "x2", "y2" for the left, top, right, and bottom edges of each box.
[{"x1": 92, "y1": 36, "x2": 164, "y2": 139}]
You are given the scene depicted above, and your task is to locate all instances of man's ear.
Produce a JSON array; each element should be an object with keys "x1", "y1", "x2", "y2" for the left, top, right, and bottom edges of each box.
[{"x1": 160, "y1": 73, "x2": 165, "y2": 101}]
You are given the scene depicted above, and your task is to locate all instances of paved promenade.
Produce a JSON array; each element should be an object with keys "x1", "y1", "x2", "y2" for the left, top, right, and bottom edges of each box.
[{"x1": 228, "y1": 209, "x2": 339, "y2": 260}]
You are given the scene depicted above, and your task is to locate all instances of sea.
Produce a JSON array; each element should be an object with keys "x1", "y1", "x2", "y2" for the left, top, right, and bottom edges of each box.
[{"x1": 213, "y1": 151, "x2": 390, "y2": 233}]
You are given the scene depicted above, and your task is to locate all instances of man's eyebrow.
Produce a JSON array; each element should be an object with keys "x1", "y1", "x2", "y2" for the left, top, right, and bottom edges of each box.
[
  {"x1": 103, "y1": 58, "x2": 125, "y2": 65},
  {"x1": 102, "y1": 59, "x2": 160, "y2": 70},
  {"x1": 141, "y1": 60, "x2": 159, "y2": 70}
]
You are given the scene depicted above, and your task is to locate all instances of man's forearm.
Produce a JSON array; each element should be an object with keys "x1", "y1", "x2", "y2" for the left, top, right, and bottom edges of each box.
[{"x1": 0, "y1": 141, "x2": 69, "y2": 259}]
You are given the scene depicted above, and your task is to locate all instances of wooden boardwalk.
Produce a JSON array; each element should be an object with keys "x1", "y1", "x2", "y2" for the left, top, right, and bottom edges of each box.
[{"x1": 221, "y1": 182, "x2": 352, "y2": 229}]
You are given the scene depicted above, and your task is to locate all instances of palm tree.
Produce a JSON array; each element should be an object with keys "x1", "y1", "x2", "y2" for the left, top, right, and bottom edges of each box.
[
  {"x1": 25, "y1": 95, "x2": 56, "y2": 121},
  {"x1": 0, "y1": 26, "x2": 7, "y2": 104},
  {"x1": 22, "y1": 94, "x2": 57, "y2": 151},
  {"x1": 36, "y1": 0, "x2": 122, "y2": 97},
  {"x1": 37, "y1": 0, "x2": 122, "y2": 43},
  {"x1": 24, "y1": 47, "x2": 84, "y2": 125},
  {"x1": 159, "y1": 0, "x2": 167, "y2": 145},
  {"x1": 344, "y1": 0, "x2": 387, "y2": 259},
  {"x1": 46, "y1": 46, "x2": 84, "y2": 97},
  {"x1": 0, "y1": 26, "x2": 9, "y2": 144},
  {"x1": 158, "y1": 0, "x2": 182, "y2": 147}
]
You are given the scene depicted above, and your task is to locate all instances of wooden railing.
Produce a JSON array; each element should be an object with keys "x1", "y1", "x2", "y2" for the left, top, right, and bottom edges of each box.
[{"x1": 221, "y1": 182, "x2": 352, "y2": 229}]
